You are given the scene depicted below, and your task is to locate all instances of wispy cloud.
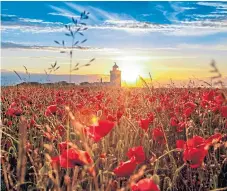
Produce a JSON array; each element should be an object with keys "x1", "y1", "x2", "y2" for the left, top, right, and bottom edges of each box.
[
  {"x1": 3, "y1": 40, "x2": 227, "y2": 54},
  {"x1": 48, "y1": 12, "x2": 80, "y2": 19},
  {"x1": 64, "y1": 2, "x2": 134, "y2": 23},
  {"x1": 19, "y1": 18, "x2": 43, "y2": 23},
  {"x1": 2, "y1": 17, "x2": 227, "y2": 36},
  {"x1": 2, "y1": 2, "x2": 227, "y2": 37},
  {"x1": 89, "y1": 6, "x2": 121, "y2": 21},
  {"x1": 156, "y1": 2, "x2": 197, "y2": 23},
  {"x1": 49, "y1": 5, "x2": 79, "y2": 19},
  {"x1": 192, "y1": 14, "x2": 227, "y2": 19},
  {"x1": 1, "y1": 41, "x2": 98, "y2": 51},
  {"x1": 1, "y1": 14, "x2": 17, "y2": 17},
  {"x1": 1, "y1": 13, "x2": 63, "y2": 26},
  {"x1": 64, "y1": 2, "x2": 99, "y2": 22},
  {"x1": 177, "y1": 43, "x2": 227, "y2": 51},
  {"x1": 197, "y1": 2, "x2": 227, "y2": 10}
]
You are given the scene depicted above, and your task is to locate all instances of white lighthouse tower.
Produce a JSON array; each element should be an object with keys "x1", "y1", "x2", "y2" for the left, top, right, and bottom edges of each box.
[{"x1": 110, "y1": 63, "x2": 121, "y2": 87}]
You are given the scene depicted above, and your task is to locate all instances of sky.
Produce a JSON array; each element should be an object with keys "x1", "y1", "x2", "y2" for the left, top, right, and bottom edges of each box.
[{"x1": 1, "y1": 1, "x2": 227, "y2": 85}]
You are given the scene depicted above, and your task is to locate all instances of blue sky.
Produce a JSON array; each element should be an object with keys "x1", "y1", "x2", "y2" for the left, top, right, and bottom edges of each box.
[
  {"x1": 2, "y1": 1, "x2": 227, "y2": 47},
  {"x1": 1, "y1": 1, "x2": 227, "y2": 84}
]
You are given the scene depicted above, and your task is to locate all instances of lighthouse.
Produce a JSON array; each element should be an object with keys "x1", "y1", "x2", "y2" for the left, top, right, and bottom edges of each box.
[{"x1": 110, "y1": 63, "x2": 121, "y2": 87}]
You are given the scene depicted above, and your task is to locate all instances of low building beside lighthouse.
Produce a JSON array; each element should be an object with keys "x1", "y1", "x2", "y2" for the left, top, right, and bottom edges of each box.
[
  {"x1": 110, "y1": 63, "x2": 121, "y2": 87},
  {"x1": 80, "y1": 63, "x2": 122, "y2": 87}
]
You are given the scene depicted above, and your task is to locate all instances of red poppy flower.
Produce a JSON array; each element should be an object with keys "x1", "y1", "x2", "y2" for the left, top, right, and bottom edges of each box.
[
  {"x1": 58, "y1": 142, "x2": 70, "y2": 154},
  {"x1": 52, "y1": 148, "x2": 93, "y2": 169},
  {"x1": 7, "y1": 120, "x2": 13, "y2": 126},
  {"x1": 201, "y1": 100, "x2": 209, "y2": 108},
  {"x1": 220, "y1": 106, "x2": 227, "y2": 118},
  {"x1": 28, "y1": 118, "x2": 36, "y2": 128},
  {"x1": 184, "y1": 102, "x2": 197, "y2": 109},
  {"x1": 56, "y1": 97, "x2": 64, "y2": 105},
  {"x1": 76, "y1": 102, "x2": 84, "y2": 109},
  {"x1": 210, "y1": 103, "x2": 221, "y2": 113},
  {"x1": 107, "y1": 114, "x2": 115, "y2": 122},
  {"x1": 215, "y1": 94, "x2": 225, "y2": 105},
  {"x1": 30, "y1": 118, "x2": 35, "y2": 126},
  {"x1": 85, "y1": 120, "x2": 115, "y2": 142},
  {"x1": 127, "y1": 146, "x2": 145, "y2": 163},
  {"x1": 6, "y1": 104, "x2": 22, "y2": 117},
  {"x1": 170, "y1": 117, "x2": 179, "y2": 127},
  {"x1": 183, "y1": 147, "x2": 208, "y2": 168},
  {"x1": 147, "y1": 112, "x2": 154, "y2": 122},
  {"x1": 184, "y1": 107, "x2": 194, "y2": 118},
  {"x1": 6, "y1": 107, "x2": 16, "y2": 117},
  {"x1": 180, "y1": 134, "x2": 221, "y2": 168},
  {"x1": 61, "y1": 148, "x2": 92, "y2": 166},
  {"x1": 174, "y1": 105, "x2": 181, "y2": 114},
  {"x1": 21, "y1": 95, "x2": 27, "y2": 100},
  {"x1": 80, "y1": 108, "x2": 93, "y2": 115},
  {"x1": 187, "y1": 136, "x2": 205, "y2": 149},
  {"x1": 177, "y1": 122, "x2": 186, "y2": 132},
  {"x1": 140, "y1": 119, "x2": 150, "y2": 131},
  {"x1": 176, "y1": 140, "x2": 186, "y2": 149},
  {"x1": 100, "y1": 153, "x2": 107, "y2": 159},
  {"x1": 148, "y1": 96, "x2": 156, "y2": 103},
  {"x1": 14, "y1": 108, "x2": 22, "y2": 116},
  {"x1": 113, "y1": 156, "x2": 137, "y2": 177},
  {"x1": 152, "y1": 127, "x2": 166, "y2": 144},
  {"x1": 51, "y1": 155, "x2": 74, "y2": 168},
  {"x1": 206, "y1": 133, "x2": 222, "y2": 145},
  {"x1": 45, "y1": 105, "x2": 58, "y2": 116},
  {"x1": 156, "y1": 106, "x2": 162, "y2": 113},
  {"x1": 184, "y1": 102, "x2": 196, "y2": 117},
  {"x1": 131, "y1": 178, "x2": 160, "y2": 191},
  {"x1": 56, "y1": 125, "x2": 65, "y2": 136},
  {"x1": 10, "y1": 102, "x2": 17, "y2": 108},
  {"x1": 117, "y1": 110, "x2": 124, "y2": 120},
  {"x1": 203, "y1": 91, "x2": 214, "y2": 102}
]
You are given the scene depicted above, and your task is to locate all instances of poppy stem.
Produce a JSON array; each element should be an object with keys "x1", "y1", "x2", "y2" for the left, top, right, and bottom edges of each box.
[
  {"x1": 172, "y1": 163, "x2": 186, "y2": 187},
  {"x1": 124, "y1": 116, "x2": 137, "y2": 132},
  {"x1": 155, "y1": 149, "x2": 182, "y2": 161},
  {"x1": 1, "y1": 129, "x2": 19, "y2": 143},
  {"x1": 154, "y1": 149, "x2": 182, "y2": 174},
  {"x1": 160, "y1": 125, "x2": 178, "y2": 172}
]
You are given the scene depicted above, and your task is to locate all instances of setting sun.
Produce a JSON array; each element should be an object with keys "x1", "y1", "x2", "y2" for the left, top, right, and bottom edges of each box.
[{"x1": 120, "y1": 61, "x2": 142, "y2": 84}]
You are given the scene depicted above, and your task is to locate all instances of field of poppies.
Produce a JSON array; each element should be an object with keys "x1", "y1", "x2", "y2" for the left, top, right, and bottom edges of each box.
[{"x1": 1, "y1": 84, "x2": 227, "y2": 191}]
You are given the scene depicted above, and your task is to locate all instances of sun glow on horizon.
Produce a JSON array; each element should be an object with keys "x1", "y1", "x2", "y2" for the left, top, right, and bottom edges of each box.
[{"x1": 119, "y1": 59, "x2": 142, "y2": 84}]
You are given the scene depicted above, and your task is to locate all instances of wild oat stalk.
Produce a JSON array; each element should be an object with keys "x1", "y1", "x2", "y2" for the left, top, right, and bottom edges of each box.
[
  {"x1": 44, "y1": 69, "x2": 50, "y2": 82},
  {"x1": 47, "y1": 61, "x2": 60, "y2": 74},
  {"x1": 54, "y1": 11, "x2": 95, "y2": 83},
  {"x1": 44, "y1": 61, "x2": 61, "y2": 83},
  {"x1": 210, "y1": 60, "x2": 224, "y2": 88},
  {"x1": 139, "y1": 75, "x2": 152, "y2": 94},
  {"x1": 13, "y1": 70, "x2": 23, "y2": 82},
  {"x1": 13, "y1": 65, "x2": 30, "y2": 84},
  {"x1": 23, "y1": 65, "x2": 30, "y2": 82}
]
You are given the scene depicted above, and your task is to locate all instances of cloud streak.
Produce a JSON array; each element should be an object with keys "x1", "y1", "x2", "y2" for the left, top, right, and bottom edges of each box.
[
  {"x1": 197, "y1": 2, "x2": 227, "y2": 9},
  {"x1": 1, "y1": 2, "x2": 227, "y2": 40},
  {"x1": 2, "y1": 19, "x2": 227, "y2": 36},
  {"x1": 48, "y1": 5, "x2": 79, "y2": 19}
]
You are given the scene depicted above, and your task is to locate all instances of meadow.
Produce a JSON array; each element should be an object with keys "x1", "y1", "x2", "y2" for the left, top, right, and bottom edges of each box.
[{"x1": 1, "y1": 84, "x2": 227, "y2": 191}]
